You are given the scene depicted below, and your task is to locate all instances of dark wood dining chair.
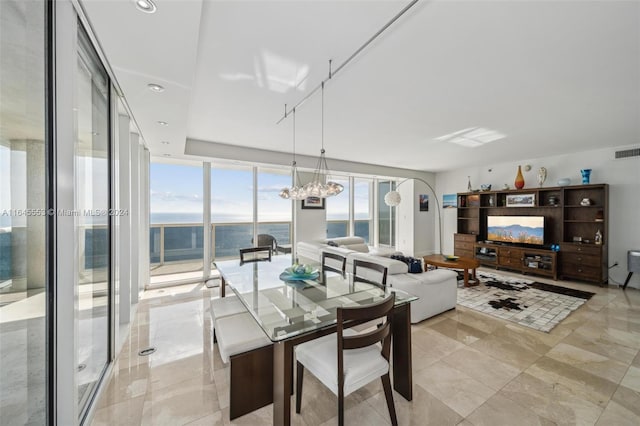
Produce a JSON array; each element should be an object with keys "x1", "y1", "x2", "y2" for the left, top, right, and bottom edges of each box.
[
  {"x1": 321, "y1": 251, "x2": 347, "y2": 276},
  {"x1": 353, "y1": 259, "x2": 388, "y2": 288},
  {"x1": 255, "y1": 234, "x2": 278, "y2": 253},
  {"x1": 239, "y1": 246, "x2": 272, "y2": 265},
  {"x1": 295, "y1": 294, "x2": 398, "y2": 426}
]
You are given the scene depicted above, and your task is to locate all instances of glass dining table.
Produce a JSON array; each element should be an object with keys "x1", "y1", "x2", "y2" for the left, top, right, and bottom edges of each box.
[{"x1": 215, "y1": 255, "x2": 417, "y2": 426}]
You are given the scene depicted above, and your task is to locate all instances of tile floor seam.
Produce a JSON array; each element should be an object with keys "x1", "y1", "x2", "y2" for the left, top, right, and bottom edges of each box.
[{"x1": 91, "y1": 278, "x2": 640, "y2": 425}]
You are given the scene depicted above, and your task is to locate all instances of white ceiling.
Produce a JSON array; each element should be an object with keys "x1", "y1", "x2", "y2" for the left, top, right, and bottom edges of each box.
[{"x1": 83, "y1": 0, "x2": 640, "y2": 172}]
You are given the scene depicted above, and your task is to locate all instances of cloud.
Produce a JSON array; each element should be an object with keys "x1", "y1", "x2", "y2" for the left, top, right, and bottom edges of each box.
[
  {"x1": 150, "y1": 190, "x2": 201, "y2": 202},
  {"x1": 257, "y1": 185, "x2": 285, "y2": 193}
]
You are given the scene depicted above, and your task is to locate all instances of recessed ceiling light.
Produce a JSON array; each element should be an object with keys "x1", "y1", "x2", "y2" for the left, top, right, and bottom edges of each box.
[
  {"x1": 147, "y1": 83, "x2": 165, "y2": 93},
  {"x1": 163, "y1": 154, "x2": 171, "y2": 157},
  {"x1": 435, "y1": 127, "x2": 506, "y2": 148},
  {"x1": 161, "y1": 141, "x2": 170, "y2": 145},
  {"x1": 134, "y1": 0, "x2": 157, "y2": 14},
  {"x1": 157, "y1": 121, "x2": 168, "y2": 126}
]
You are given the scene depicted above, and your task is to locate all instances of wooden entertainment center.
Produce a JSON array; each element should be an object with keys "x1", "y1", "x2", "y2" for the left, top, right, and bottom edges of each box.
[{"x1": 454, "y1": 183, "x2": 609, "y2": 284}]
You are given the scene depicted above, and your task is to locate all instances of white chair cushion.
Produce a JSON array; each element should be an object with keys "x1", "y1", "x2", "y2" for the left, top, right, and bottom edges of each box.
[
  {"x1": 216, "y1": 312, "x2": 271, "y2": 363},
  {"x1": 210, "y1": 296, "x2": 246, "y2": 324},
  {"x1": 296, "y1": 334, "x2": 389, "y2": 397}
]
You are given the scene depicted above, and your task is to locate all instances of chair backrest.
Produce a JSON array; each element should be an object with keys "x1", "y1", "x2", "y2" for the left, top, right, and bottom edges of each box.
[
  {"x1": 352, "y1": 259, "x2": 388, "y2": 288},
  {"x1": 336, "y1": 294, "x2": 395, "y2": 385},
  {"x1": 321, "y1": 251, "x2": 347, "y2": 276},
  {"x1": 239, "y1": 246, "x2": 272, "y2": 265},
  {"x1": 256, "y1": 234, "x2": 278, "y2": 252}
]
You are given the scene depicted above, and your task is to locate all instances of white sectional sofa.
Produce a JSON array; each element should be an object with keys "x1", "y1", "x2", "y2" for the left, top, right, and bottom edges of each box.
[{"x1": 296, "y1": 237, "x2": 458, "y2": 323}]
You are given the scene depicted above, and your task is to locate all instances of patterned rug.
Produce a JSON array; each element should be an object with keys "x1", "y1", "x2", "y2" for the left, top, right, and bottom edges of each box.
[{"x1": 456, "y1": 271, "x2": 595, "y2": 332}]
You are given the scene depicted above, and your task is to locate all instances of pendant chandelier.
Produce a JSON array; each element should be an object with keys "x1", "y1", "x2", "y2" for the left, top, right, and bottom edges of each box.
[
  {"x1": 279, "y1": 107, "x2": 307, "y2": 200},
  {"x1": 276, "y1": 1, "x2": 421, "y2": 200},
  {"x1": 301, "y1": 81, "x2": 343, "y2": 198},
  {"x1": 279, "y1": 77, "x2": 343, "y2": 200}
]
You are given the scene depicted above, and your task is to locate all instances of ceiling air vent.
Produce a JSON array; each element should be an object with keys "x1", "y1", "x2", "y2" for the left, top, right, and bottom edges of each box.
[{"x1": 614, "y1": 147, "x2": 640, "y2": 159}]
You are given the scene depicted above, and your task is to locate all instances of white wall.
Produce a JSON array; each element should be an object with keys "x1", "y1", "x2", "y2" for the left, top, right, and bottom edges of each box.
[
  {"x1": 294, "y1": 172, "x2": 327, "y2": 254},
  {"x1": 396, "y1": 176, "x2": 438, "y2": 257},
  {"x1": 436, "y1": 145, "x2": 640, "y2": 289}
]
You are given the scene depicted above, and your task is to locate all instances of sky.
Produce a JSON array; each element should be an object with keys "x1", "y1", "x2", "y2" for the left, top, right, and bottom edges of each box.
[{"x1": 150, "y1": 164, "x2": 373, "y2": 223}]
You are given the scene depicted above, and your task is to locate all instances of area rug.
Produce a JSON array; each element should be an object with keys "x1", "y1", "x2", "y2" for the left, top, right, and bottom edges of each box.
[{"x1": 456, "y1": 271, "x2": 595, "y2": 332}]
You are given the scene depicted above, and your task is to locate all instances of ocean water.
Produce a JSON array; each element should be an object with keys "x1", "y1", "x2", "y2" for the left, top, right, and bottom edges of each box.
[
  {"x1": 0, "y1": 233, "x2": 11, "y2": 280},
  {"x1": 149, "y1": 220, "x2": 293, "y2": 260},
  {"x1": 1, "y1": 215, "x2": 370, "y2": 277}
]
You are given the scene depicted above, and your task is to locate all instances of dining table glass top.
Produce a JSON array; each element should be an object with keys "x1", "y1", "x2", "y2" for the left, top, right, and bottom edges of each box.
[{"x1": 214, "y1": 255, "x2": 418, "y2": 342}]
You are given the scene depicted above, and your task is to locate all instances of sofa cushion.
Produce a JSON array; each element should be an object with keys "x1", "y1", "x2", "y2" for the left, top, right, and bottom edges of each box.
[
  {"x1": 343, "y1": 243, "x2": 369, "y2": 253},
  {"x1": 322, "y1": 246, "x2": 356, "y2": 257},
  {"x1": 327, "y1": 236, "x2": 366, "y2": 246},
  {"x1": 368, "y1": 247, "x2": 400, "y2": 257},
  {"x1": 348, "y1": 253, "x2": 408, "y2": 275}
]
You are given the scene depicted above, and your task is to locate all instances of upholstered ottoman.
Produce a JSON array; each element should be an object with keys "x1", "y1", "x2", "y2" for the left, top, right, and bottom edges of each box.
[{"x1": 388, "y1": 269, "x2": 458, "y2": 323}]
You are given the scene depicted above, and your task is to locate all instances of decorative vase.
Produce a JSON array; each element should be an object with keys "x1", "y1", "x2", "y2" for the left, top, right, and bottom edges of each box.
[
  {"x1": 537, "y1": 167, "x2": 547, "y2": 187},
  {"x1": 467, "y1": 176, "x2": 472, "y2": 192},
  {"x1": 514, "y1": 165, "x2": 525, "y2": 189},
  {"x1": 580, "y1": 169, "x2": 592, "y2": 184}
]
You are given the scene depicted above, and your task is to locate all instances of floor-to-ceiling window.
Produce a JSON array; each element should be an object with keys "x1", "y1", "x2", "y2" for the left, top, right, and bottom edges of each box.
[
  {"x1": 211, "y1": 164, "x2": 254, "y2": 259},
  {"x1": 75, "y1": 25, "x2": 111, "y2": 416},
  {"x1": 326, "y1": 176, "x2": 350, "y2": 238},
  {"x1": 0, "y1": 1, "x2": 49, "y2": 423},
  {"x1": 378, "y1": 180, "x2": 396, "y2": 246},
  {"x1": 354, "y1": 178, "x2": 373, "y2": 243},
  {"x1": 257, "y1": 167, "x2": 292, "y2": 248},
  {"x1": 149, "y1": 161, "x2": 204, "y2": 284}
]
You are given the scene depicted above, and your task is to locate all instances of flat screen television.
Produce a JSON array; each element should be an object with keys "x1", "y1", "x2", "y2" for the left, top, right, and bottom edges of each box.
[{"x1": 487, "y1": 216, "x2": 544, "y2": 245}]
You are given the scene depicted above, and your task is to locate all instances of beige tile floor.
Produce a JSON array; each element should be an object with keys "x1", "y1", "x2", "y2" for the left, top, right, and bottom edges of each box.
[{"x1": 92, "y1": 270, "x2": 640, "y2": 425}]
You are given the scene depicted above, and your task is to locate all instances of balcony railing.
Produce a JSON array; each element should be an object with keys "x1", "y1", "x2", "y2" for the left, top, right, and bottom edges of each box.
[
  {"x1": 149, "y1": 221, "x2": 292, "y2": 267},
  {"x1": 327, "y1": 219, "x2": 371, "y2": 243}
]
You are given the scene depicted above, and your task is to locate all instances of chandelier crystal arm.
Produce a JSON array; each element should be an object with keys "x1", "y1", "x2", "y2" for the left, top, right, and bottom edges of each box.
[{"x1": 384, "y1": 177, "x2": 443, "y2": 255}]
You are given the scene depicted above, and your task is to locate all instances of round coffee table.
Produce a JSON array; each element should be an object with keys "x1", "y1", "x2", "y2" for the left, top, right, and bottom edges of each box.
[{"x1": 423, "y1": 254, "x2": 480, "y2": 287}]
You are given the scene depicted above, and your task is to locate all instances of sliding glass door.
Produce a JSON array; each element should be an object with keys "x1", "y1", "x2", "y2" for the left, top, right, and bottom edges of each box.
[
  {"x1": 326, "y1": 176, "x2": 350, "y2": 238},
  {"x1": 354, "y1": 178, "x2": 373, "y2": 243},
  {"x1": 378, "y1": 180, "x2": 396, "y2": 246},
  {"x1": 0, "y1": 1, "x2": 49, "y2": 423},
  {"x1": 211, "y1": 165, "x2": 254, "y2": 259},
  {"x1": 75, "y1": 25, "x2": 111, "y2": 416},
  {"x1": 257, "y1": 167, "x2": 292, "y2": 249},
  {"x1": 149, "y1": 161, "x2": 204, "y2": 284}
]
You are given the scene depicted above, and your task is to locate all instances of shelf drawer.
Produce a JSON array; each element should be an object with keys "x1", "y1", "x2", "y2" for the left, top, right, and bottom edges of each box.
[
  {"x1": 562, "y1": 253, "x2": 601, "y2": 266},
  {"x1": 560, "y1": 244, "x2": 602, "y2": 255},
  {"x1": 455, "y1": 241, "x2": 475, "y2": 251},
  {"x1": 454, "y1": 234, "x2": 478, "y2": 243},
  {"x1": 498, "y1": 256, "x2": 521, "y2": 267},
  {"x1": 499, "y1": 248, "x2": 523, "y2": 259},
  {"x1": 455, "y1": 249, "x2": 474, "y2": 259},
  {"x1": 561, "y1": 264, "x2": 602, "y2": 280}
]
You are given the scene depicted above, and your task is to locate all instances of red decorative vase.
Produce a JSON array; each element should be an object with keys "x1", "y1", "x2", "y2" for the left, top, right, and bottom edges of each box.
[{"x1": 514, "y1": 165, "x2": 525, "y2": 189}]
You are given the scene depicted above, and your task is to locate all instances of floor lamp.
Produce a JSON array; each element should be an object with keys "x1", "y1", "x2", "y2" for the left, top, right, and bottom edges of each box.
[{"x1": 383, "y1": 178, "x2": 443, "y2": 256}]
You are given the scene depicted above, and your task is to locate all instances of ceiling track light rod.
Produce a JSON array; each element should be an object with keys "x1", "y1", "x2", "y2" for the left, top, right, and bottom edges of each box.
[{"x1": 276, "y1": 0, "x2": 420, "y2": 124}]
